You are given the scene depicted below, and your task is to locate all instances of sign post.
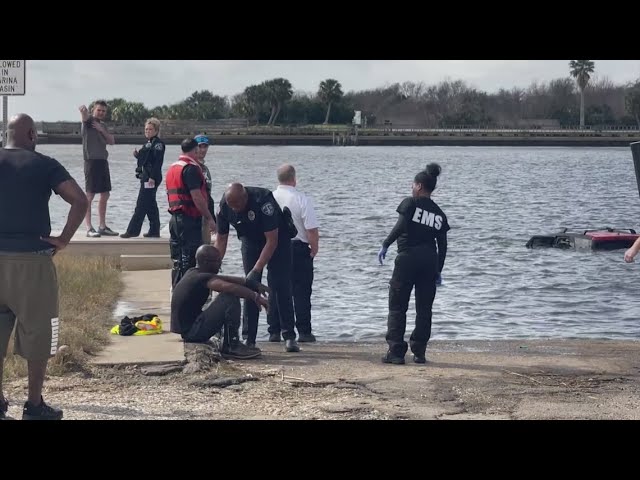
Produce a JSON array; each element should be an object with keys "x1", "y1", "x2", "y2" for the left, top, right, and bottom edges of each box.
[{"x1": 1, "y1": 60, "x2": 26, "y2": 146}]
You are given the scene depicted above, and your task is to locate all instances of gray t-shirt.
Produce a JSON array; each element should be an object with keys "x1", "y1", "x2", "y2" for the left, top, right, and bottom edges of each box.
[{"x1": 81, "y1": 116, "x2": 109, "y2": 161}]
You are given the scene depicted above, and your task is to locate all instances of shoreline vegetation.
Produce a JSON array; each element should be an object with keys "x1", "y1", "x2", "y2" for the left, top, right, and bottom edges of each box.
[
  {"x1": 23, "y1": 62, "x2": 640, "y2": 132},
  {"x1": 33, "y1": 126, "x2": 640, "y2": 147},
  {"x1": 3, "y1": 255, "x2": 122, "y2": 380},
  {"x1": 5, "y1": 60, "x2": 640, "y2": 147}
]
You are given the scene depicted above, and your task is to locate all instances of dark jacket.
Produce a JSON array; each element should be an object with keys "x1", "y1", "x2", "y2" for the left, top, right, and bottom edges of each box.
[{"x1": 136, "y1": 135, "x2": 166, "y2": 184}]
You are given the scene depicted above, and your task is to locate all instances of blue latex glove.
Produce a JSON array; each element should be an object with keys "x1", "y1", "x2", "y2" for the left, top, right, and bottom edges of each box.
[
  {"x1": 436, "y1": 272, "x2": 443, "y2": 286},
  {"x1": 378, "y1": 246, "x2": 388, "y2": 265}
]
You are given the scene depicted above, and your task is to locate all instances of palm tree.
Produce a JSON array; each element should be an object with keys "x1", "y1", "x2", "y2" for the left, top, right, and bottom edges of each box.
[
  {"x1": 112, "y1": 102, "x2": 149, "y2": 126},
  {"x1": 243, "y1": 84, "x2": 269, "y2": 125},
  {"x1": 263, "y1": 78, "x2": 293, "y2": 125},
  {"x1": 318, "y1": 79, "x2": 344, "y2": 124},
  {"x1": 569, "y1": 60, "x2": 595, "y2": 128}
]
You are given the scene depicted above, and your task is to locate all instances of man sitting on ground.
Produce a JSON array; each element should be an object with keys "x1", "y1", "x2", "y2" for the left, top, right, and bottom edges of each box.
[{"x1": 170, "y1": 245, "x2": 267, "y2": 359}]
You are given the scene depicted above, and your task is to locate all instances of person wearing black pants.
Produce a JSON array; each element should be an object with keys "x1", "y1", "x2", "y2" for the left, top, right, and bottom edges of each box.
[
  {"x1": 378, "y1": 163, "x2": 450, "y2": 365},
  {"x1": 169, "y1": 214, "x2": 204, "y2": 287},
  {"x1": 170, "y1": 245, "x2": 266, "y2": 360},
  {"x1": 121, "y1": 118, "x2": 166, "y2": 238},
  {"x1": 214, "y1": 183, "x2": 300, "y2": 353},
  {"x1": 239, "y1": 237, "x2": 294, "y2": 347},
  {"x1": 165, "y1": 139, "x2": 217, "y2": 289},
  {"x1": 272, "y1": 164, "x2": 320, "y2": 342},
  {"x1": 290, "y1": 240, "x2": 314, "y2": 336},
  {"x1": 239, "y1": 241, "x2": 263, "y2": 343}
]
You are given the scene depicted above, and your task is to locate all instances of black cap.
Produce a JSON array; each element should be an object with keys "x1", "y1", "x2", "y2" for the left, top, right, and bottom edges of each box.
[{"x1": 181, "y1": 138, "x2": 198, "y2": 153}]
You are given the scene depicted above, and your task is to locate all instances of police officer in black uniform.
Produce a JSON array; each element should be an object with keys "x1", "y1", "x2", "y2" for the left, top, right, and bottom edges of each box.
[
  {"x1": 121, "y1": 118, "x2": 166, "y2": 238},
  {"x1": 378, "y1": 163, "x2": 450, "y2": 365},
  {"x1": 214, "y1": 183, "x2": 300, "y2": 353}
]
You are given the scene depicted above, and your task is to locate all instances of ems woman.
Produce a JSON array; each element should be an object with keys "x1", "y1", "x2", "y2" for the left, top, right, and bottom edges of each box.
[{"x1": 377, "y1": 163, "x2": 450, "y2": 364}]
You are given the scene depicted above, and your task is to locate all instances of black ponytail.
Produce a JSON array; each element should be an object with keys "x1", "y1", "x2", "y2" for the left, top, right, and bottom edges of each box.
[{"x1": 415, "y1": 163, "x2": 442, "y2": 192}]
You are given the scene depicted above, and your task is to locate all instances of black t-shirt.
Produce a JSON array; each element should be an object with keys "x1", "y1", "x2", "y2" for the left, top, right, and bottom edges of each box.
[
  {"x1": 195, "y1": 163, "x2": 215, "y2": 215},
  {"x1": 217, "y1": 186, "x2": 287, "y2": 245},
  {"x1": 170, "y1": 267, "x2": 213, "y2": 336},
  {"x1": 182, "y1": 164, "x2": 203, "y2": 191},
  {"x1": 201, "y1": 163, "x2": 213, "y2": 194},
  {"x1": 396, "y1": 196, "x2": 450, "y2": 252},
  {"x1": 0, "y1": 147, "x2": 72, "y2": 252}
]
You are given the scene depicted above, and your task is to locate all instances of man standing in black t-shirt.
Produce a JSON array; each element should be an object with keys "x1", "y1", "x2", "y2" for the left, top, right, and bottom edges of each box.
[
  {"x1": 170, "y1": 245, "x2": 266, "y2": 359},
  {"x1": 378, "y1": 164, "x2": 450, "y2": 365},
  {"x1": 214, "y1": 183, "x2": 300, "y2": 353},
  {"x1": 165, "y1": 139, "x2": 217, "y2": 289},
  {"x1": 0, "y1": 114, "x2": 88, "y2": 420}
]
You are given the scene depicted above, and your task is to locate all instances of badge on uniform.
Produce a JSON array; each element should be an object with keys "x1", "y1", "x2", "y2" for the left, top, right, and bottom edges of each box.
[
  {"x1": 261, "y1": 202, "x2": 274, "y2": 216},
  {"x1": 154, "y1": 143, "x2": 164, "y2": 151},
  {"x1": 248, "y1": 210, "x2": 256, "y2": 221}
]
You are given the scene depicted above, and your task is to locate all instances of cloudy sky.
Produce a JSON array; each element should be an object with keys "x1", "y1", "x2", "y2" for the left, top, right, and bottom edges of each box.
[{"x1": 4, "y1": 60, "x2": 640, "y2": 122}]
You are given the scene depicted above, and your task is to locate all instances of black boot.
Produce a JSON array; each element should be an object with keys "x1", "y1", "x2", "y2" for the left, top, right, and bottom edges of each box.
[{"x1": 381, "y1": 350, "x2": 405, "y2": 365}]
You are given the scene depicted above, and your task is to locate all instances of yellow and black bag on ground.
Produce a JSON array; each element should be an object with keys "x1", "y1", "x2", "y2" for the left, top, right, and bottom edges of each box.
[{"x1": 110, "y1": 314, "x2": 163, "y2": 336}]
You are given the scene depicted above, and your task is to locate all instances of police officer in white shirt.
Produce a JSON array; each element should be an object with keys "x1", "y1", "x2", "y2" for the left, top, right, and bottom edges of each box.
[{"x1": 272, "y1": 164, "x2": 319, "y2": 342}]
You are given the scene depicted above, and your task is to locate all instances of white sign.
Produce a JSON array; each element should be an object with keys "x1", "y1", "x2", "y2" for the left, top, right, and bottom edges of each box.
[{"x1": 0, "y1": 60, "x2": 25, "y2": 95}]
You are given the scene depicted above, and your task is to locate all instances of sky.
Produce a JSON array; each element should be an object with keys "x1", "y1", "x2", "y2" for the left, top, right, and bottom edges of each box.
[{"x1": 3, "y1": 60, "x2": 640, "y2": 122}]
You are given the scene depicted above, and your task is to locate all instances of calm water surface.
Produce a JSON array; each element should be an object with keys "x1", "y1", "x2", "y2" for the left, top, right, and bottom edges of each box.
[{"x1": 41, "y1": 144, "x2": 640, "y2": 342}]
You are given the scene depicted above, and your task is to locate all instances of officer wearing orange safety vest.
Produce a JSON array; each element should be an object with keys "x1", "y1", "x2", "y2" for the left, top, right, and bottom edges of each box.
[{"x1": 166, "y1": 138, "x2": 217, "y2": 288}]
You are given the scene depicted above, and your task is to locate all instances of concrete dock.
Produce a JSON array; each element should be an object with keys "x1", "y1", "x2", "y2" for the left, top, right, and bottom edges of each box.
[
  {"x1": 90, "y1": 268, "x2": 185, "y2": 366},
  {"x1": 57, "y1": 231, "x2": 172, "y2": 271}
]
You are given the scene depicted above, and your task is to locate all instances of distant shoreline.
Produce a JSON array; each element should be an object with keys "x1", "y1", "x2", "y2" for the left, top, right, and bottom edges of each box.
[{"x1": 30, "y1": 132, "x2": 640, "y2": 147}]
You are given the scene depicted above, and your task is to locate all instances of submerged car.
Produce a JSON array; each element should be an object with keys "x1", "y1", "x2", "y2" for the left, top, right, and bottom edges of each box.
[{"x1": 526, "y1": 227, "x2": 640, "y2": 250}]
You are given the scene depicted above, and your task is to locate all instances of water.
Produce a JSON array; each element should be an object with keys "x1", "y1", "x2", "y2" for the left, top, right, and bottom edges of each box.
[{"x1": 41, "y1": 144, "x2": 640, "y2": 342}]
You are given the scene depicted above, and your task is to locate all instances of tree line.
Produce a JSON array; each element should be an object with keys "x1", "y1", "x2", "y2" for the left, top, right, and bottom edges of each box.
[{"x1": 93, "y1": 61, "x2": 640, "y2": 128}]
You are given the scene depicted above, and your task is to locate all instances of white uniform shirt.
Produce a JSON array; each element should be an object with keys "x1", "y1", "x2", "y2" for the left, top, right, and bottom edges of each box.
[{"x1": 272, "y1": 185, "x2": 319, "y2": 243}]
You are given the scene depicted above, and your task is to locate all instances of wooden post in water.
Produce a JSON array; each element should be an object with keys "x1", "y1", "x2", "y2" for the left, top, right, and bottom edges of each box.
[{"x1": 631, "y1": 141, "x2": 640, "y2": 198}]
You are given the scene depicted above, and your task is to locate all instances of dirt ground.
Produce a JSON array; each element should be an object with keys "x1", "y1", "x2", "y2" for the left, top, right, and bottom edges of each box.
[{"x1": 3, "y1": 339, "x2": 640, "y2": 420}]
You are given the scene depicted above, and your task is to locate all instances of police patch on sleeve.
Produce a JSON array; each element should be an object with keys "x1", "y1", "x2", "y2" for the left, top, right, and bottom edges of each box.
[
  {"x1": 154, "y1": 143, "x2": 164, "y2": 151},
  {"x1": 261, "y1": 202, "x2": 275, "y2": 216}
]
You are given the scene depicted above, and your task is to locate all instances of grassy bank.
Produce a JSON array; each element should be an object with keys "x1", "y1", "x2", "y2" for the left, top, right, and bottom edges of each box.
[{"x1": 3, "y1": 255, "x2": 122, "y2": 380}]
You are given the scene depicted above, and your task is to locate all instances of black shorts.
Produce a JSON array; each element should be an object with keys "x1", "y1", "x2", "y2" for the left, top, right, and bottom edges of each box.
[{"x1": 84, "y1": 159, "x2": 112, "y2": 193}]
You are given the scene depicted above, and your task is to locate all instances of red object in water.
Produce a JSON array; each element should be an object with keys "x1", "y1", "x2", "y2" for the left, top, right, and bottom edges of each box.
[
  {"x1": 584, "y1": 230, "x2": 640, "y2": 249},
  {"x1": 526, "y1": 228, "x2": 640, "y2": 250}
]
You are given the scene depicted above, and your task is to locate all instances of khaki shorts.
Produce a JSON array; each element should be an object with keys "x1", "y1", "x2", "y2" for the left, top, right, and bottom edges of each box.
[{"x1": 0, "y1": 252, "x2": 59, "y2": 361}]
